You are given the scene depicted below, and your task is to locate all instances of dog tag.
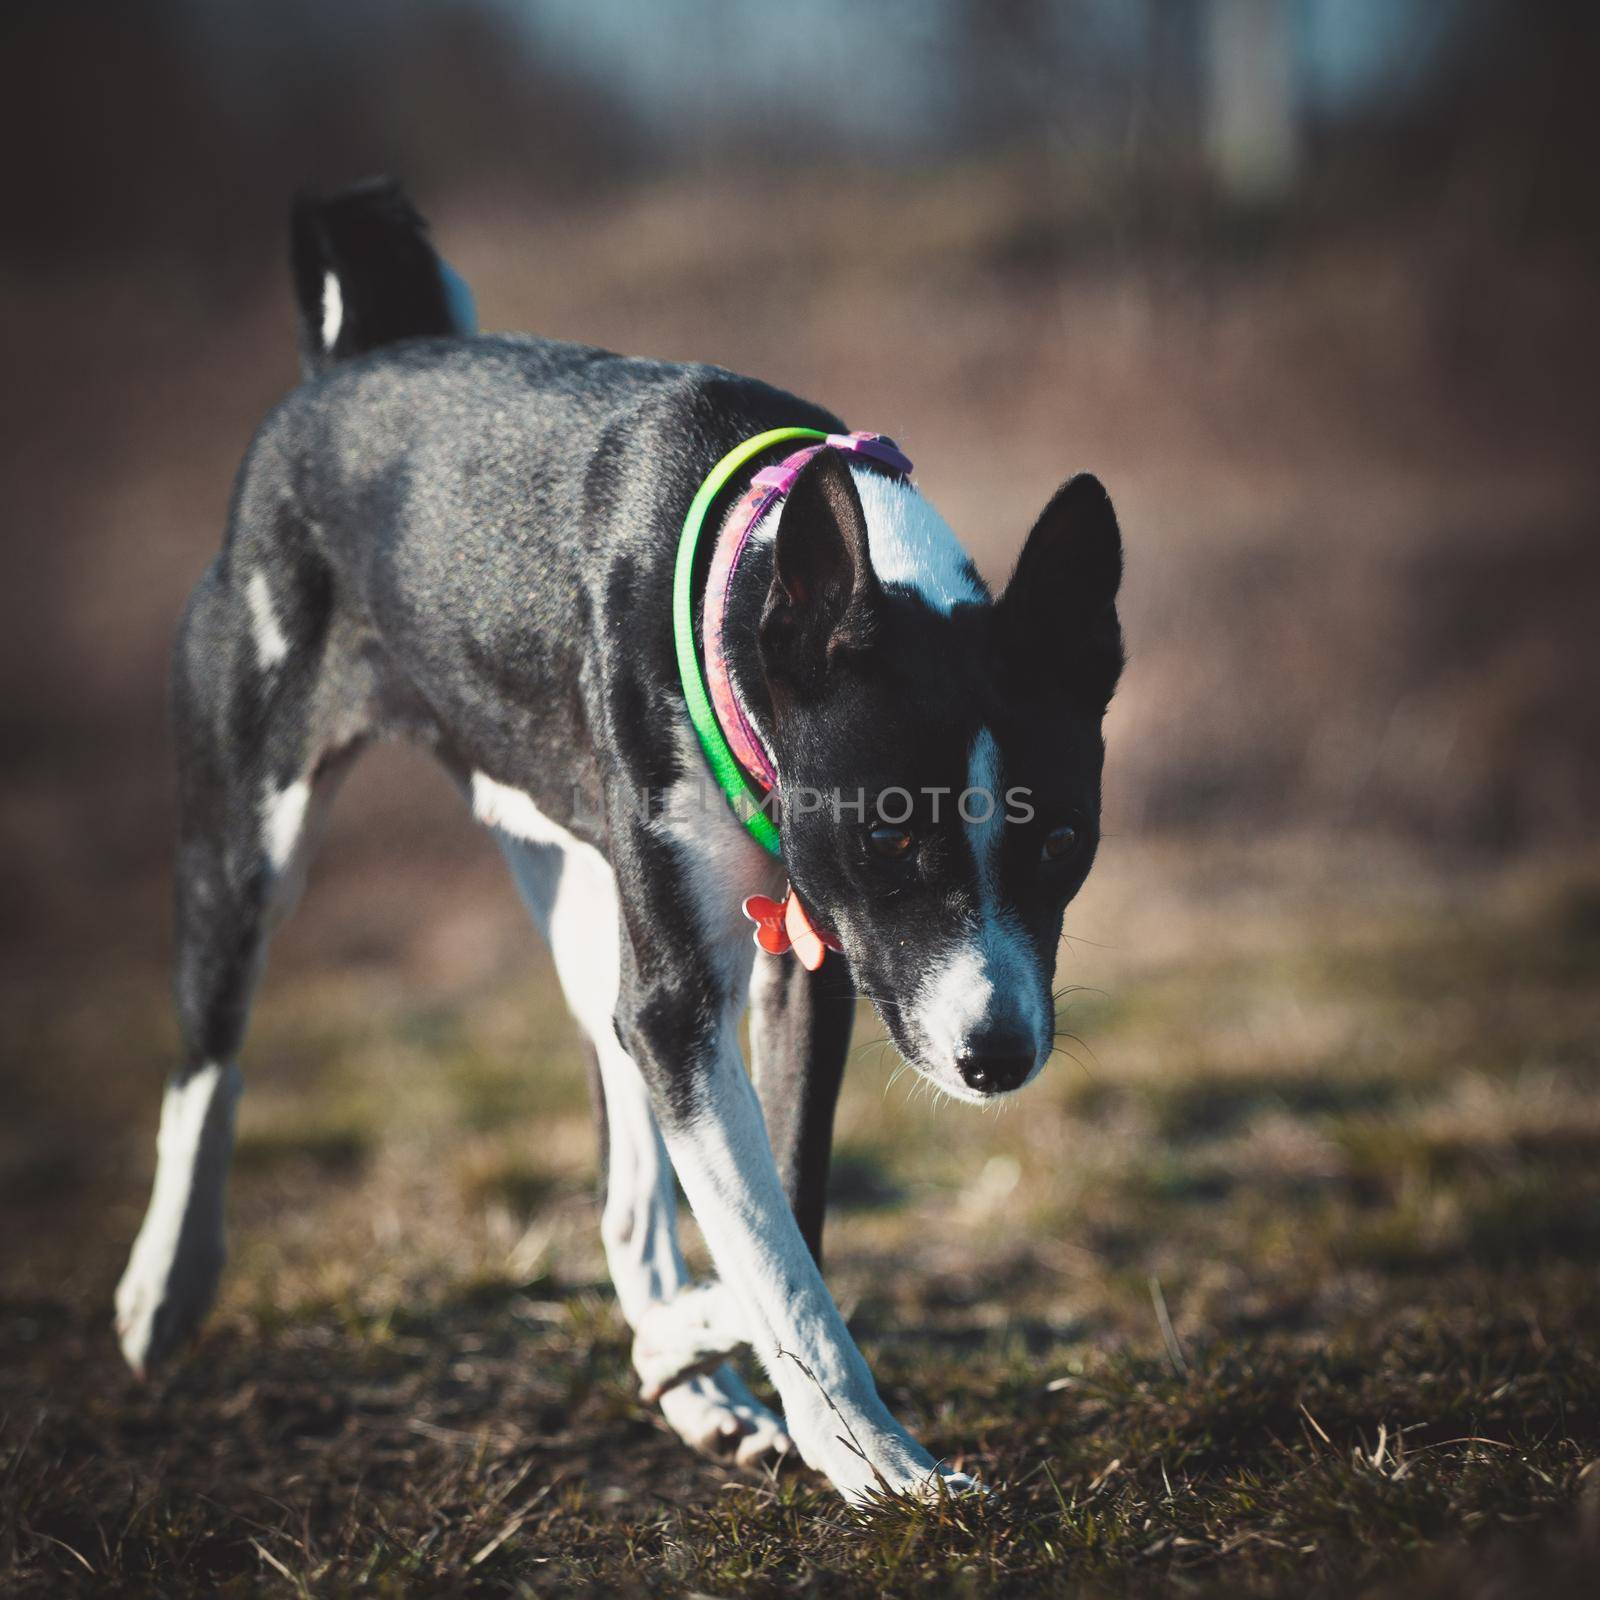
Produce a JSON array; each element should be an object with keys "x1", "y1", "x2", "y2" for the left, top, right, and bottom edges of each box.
[
  {"x1": 741, "y1": 886, "x2": 839, "y2": 970},
  {"x1": 741, "y1": 893, "x2": 792, "y2": 956}
]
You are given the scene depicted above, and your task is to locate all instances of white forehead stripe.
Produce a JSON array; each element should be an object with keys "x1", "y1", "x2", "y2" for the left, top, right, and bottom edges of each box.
[
  {"x1": 907, "y1": 723, "x2": 1049, "y2": 1084},
  {"x1": 965, "y1": 727, "x2": 1004, "y2": 909},
  {"x1": 851, "y1": 470, "x2": 987, "y2": 613}
]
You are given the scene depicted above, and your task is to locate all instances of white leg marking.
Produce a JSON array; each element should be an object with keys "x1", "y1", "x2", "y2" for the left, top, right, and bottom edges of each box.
[
  {"x1": 261, "y1": 779, "x2": 311, "y2": 875},
  {"x1": 665, "y1": 1040, "x2": 975, "y2": 1501},
  {"x1": 471, "y1": 772, "x2": 572, "y2": 848},
  {"x1": 644, "y1": 744, "x2": 973, "y2": 1495},
  {"x1": 485, "y1": 779, "x2": 791, "y2": 1464},
  {"x1": 497, "y1": 822, "x2": 688, "y2": 1325},
  {"x1": 913, "y1": 726, "x2": 1048, "y2": 1096},
  {"x1": 115, "y1": 1061, "x2": 242, "y2": 1377},
  {"x1": 658, "y1": 1366, "x2": 793, "y2": 1469},
  {"x1": 258, "y1": 770, "x2": 346, "y2": 936},
  {"x1": 633, "y1": 1279, "x2": 749, "y2": 1399},
  {"x1": 320, "y1": 269, "x2": 343, "y2": 351},
  {"x1": 244, "y1": 570, "x2": 289, "y2": 669},
  {"x1": 119, "y1": 761, "x2": 340, "y2": 1376}
]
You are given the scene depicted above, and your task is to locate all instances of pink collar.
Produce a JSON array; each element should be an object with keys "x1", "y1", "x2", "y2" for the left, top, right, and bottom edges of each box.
[{"x1": 701, "y1": 430, "x2": 913, "y2": 795}]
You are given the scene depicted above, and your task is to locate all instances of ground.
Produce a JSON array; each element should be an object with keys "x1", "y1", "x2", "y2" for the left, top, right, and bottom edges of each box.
[{"x1": 4, "y1": 821, "x2": 1598, "y2": 1596}]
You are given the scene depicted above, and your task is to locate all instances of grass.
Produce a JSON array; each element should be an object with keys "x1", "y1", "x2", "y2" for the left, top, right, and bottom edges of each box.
[{"x1": 3, "y1": 838, "x2": 1599, "y2": 1595}]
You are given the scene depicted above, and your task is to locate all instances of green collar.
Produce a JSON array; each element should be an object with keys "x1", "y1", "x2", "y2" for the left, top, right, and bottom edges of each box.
[{"x1": 672, "y1": 427, "x2": 826, "y2": 855}]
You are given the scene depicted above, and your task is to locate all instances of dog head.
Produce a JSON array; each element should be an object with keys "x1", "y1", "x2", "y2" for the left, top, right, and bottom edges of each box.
[{"x1": 759, "y1": 450, "x2": 1123, "y2": 1102}]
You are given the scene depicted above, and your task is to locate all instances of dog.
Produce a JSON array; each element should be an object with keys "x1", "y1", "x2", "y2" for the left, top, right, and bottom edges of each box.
[{"x1": 114, "y1": 179, "x2": 1124, "y2": 1502}]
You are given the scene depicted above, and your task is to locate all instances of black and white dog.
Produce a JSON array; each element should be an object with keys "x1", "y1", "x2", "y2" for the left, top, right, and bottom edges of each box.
[{"x1": 115, "y1": 181, "x2": 1124, "y2": 1501}]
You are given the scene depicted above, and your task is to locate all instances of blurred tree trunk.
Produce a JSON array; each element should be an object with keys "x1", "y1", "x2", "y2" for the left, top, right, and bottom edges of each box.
[{"x1": 1202, "y1": 0, "x2": 1301, "y2": 201}]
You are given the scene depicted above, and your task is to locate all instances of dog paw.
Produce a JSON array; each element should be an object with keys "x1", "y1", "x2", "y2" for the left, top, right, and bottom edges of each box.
[
  {"x1": 657, "y1": 1365, "x2": 794, "y2": 1471},
  {"x1": 912, "y1": 1466, "x2": 987, "y2": 1501},
  {"x1": 113, "y1": 1232, "x2": 222, "y2": 1379},
  {"x1": 633, "y1": 1281, "x2": 748, "y2": 1402},
  {"x1": 776, "y1": 1382, "x2": 967, "y2": 1504}
]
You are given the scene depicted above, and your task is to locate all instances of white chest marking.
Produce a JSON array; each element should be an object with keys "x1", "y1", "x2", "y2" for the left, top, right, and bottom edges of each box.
[{"x1": 651, "y1": 724, "x2": 781, "y2": 993}]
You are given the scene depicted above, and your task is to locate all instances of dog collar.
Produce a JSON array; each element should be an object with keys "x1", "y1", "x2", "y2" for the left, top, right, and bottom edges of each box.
[
  {"x1": 673, "y1": 426, "x2": 912, "y2": 967},
  {"x1": 672, "y1": 426, "x2": 913, "y2": 857}
]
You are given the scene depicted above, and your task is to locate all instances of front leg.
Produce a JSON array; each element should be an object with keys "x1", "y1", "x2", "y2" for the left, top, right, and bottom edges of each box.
[
  {"x1": 749, "y1": 949, "x2": 854, "y2": 1264},
  {"x1": 618, "y1": 976, "x2": 971, "y2": 1501},
  {"x1": 494, "y1": 828, "x2": 785, "y2": 1465},
  {"x1": 634, "y1": 949, "x2": 853, "y2": 1389}
]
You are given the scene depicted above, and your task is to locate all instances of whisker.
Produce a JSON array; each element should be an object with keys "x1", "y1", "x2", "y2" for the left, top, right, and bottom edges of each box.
[
  {"x1": 1049, "y1": 1040, "x2": 1094, "y2": 1075},
  {"x1": 1052, "y1": 983, "x2": 1108, "y2": 1007},
  {"x1": 852, "y1": 988, "x2": 909, "y2": 1013},
  {"x1": 1051, "y1": 1028, "x2": 1100, "y2": 1070}
]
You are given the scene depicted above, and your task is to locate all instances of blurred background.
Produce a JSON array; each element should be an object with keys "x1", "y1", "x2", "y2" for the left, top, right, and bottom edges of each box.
[
  {"x1": 3, "y1": 4, "x2": 1600, "y2": 1587},
  {"x1": 4, "y1": 0, "x2": 1598, "y2": 991}
]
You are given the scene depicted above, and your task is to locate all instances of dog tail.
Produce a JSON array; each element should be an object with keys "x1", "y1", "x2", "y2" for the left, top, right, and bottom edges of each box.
[{"x1": 290, "y1": 178, "x2": 477, "y2": 378}]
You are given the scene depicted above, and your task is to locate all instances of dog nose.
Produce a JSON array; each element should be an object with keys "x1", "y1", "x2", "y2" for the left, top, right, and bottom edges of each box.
[{"x1": 956, "y1": 1051, "x2": 1034, "y2": 1094}]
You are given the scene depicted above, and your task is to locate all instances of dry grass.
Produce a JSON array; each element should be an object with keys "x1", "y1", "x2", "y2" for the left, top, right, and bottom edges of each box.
[
  {"x1": 4, "y1": 133, "x2": 1598, "y2": 1595},
  {"x1": 4, "y1": 836, "x2": 1599, "y2": 1594}
]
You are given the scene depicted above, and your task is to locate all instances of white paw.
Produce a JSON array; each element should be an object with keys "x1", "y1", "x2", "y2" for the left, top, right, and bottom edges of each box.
[
  {"x1": 114, "y1": 1216, "x2": 224, "y2": 1378},
  {"x1": 115, "y1": 1062, "x2": 237, "y2": 1377},
  {"x1": 774, "y1": 1370, "x2": 976, "y2": 1504},
  {"x1": 657, "y1": 1365, "x2": 795, "y2": 1470},
  {"x1": 910, "y1": 1467, "x2": 987, "y2": 1502},
  {"x1": 834, "y1": 1452, "x2": 986, "y2": 1507},
  {"x1": 633, "y1": 1281, "x2": 748, "y2": 1402}
]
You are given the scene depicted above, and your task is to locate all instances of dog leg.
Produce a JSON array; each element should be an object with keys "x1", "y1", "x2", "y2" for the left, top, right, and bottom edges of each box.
[
  {"x1": 626, "y1": 937, "x2": 854, "y2": 1425},
  {"x1": 628, "y1": 1009, "x2": 974, "y2": 1501},
  {"x1": 748, "y1": 948, "x2": 853, "y2": 1264},
  {"x1": 492, "y1": 825, "x2": 790, "y2": 1466},
  {"x1": 632, "y1": 947, "x2": 853, "y2": 1454},
  {"x1": 597, "y1": 751, "x2": 977, "y2": 1502},
  {"x1": 605, "y1": 883, "x2": 970, "y2": 1499},
  {"x1": 115, "y1": 1059, "x2": 243, "y2": 1380},
  {"x1": 116, "y1": 554, "x2": 364, "y2": 1376}
]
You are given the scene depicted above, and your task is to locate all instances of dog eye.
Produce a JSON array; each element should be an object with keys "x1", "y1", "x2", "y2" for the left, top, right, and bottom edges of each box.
[
  {"x1": 868, "y1": 825, "x2": 913, "y2": 861},
  {"x1": 1041, "y1": 824, "x2": 1080, "y2": 863}
]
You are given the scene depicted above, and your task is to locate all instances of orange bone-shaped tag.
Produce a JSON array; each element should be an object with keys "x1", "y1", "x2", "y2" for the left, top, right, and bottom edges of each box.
[
  {"x1": 741, "y1": 893, "x2": 791, "y2": 955},
  {"x1": 741, "y1": 887, "x2": 839, "y2": 971}
]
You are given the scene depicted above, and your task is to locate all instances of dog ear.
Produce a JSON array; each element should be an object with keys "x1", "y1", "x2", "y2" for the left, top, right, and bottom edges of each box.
[
  {"x1": 995, "y1": 473, "x2": 1124, "y2": 712},
  {"x1": 759, "y1": 449, "x2": 881, "y2": 694}
]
